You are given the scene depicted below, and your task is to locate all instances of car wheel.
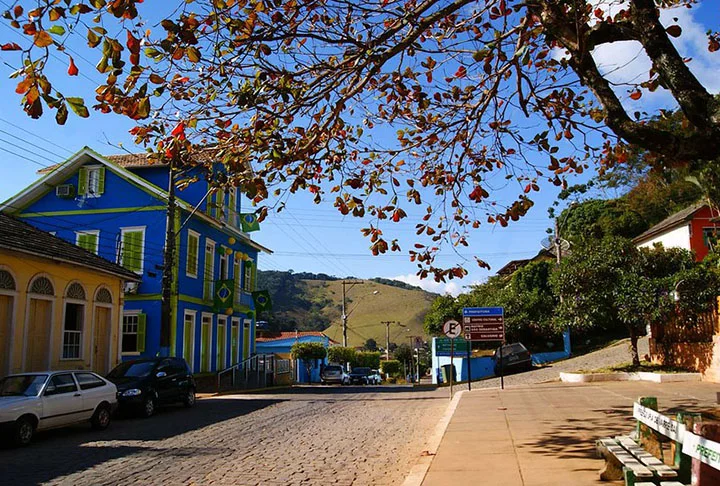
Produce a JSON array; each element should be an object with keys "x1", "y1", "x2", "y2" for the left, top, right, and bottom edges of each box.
[
  {"x1": 183, "y1": 388, "x2": 196, "y2": 408},
  {"x1": 91, "y1": 404, "x2": 111, "y2": 430},
  {"x1": 13, "y1": 416, "x2": 35, "y2": 446},
  {"x1": 142, "y1": 397, "x2": 156, "y2": 418}
]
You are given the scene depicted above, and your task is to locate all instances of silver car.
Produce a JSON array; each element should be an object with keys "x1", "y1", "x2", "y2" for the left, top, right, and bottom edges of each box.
[
  {"x1": 0, "y1": 371, "x2": 118, "y2": 446},
  {"x1": 321, "y1": 364, "x2": 349, "y2": 385}
]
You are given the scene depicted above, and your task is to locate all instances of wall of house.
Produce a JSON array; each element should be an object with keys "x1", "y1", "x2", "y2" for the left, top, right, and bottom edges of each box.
[
  {"x1": 637, "y1": 224, "x2": 691, "y2": 252},
  {"x1": 0, "y1": 249, "x2": 125, "y2": 376},
  {"x1": 688, "y1": 206, "x2": 720, "y2": 261}
]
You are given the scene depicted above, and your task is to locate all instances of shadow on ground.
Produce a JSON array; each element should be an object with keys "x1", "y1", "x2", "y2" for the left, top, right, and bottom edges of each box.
[{"x1": 0, "y1": 397, "x2": 280, "y2": 485}]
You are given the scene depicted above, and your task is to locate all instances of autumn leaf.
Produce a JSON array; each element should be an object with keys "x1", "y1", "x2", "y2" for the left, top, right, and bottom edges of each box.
[
  {"x1": 67, "y1": 57, "x2": 79, "y2": 76},
  {"x1": 66, "y1": 97, "x2": 89, "y2": 118},
  {"x1": 1, "y1": 43, "x2": 22, "y2": 51},
  {"x1": 454, "y1": 66, "x2": 467, "y2": 78},
  {"x1": 33, "y1": 31, "x2": 54, "y2": 48},
  {"x1": 666, "y1": 25, "x2": 682, "y2": 38},
  {"x1": 629, "y1": 90, "x2": 642, "y2": 100}
]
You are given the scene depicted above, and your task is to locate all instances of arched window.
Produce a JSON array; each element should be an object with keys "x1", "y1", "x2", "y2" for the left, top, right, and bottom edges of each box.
[
  {"x1": 95, "y1": 287, "x2": 112, "y2": 304},
  {"x1": 0, "y1": 270, "x2": 15, "y2": 291},
  {"x1": 63, "y1": 282, "x2": 86, "y2": 359},
  {"x1": 65, "y1": 282, "x2": 86, "y2": 300},
  {"x1": 29, "y1": 276, "x2": 54, "y2": 295}
]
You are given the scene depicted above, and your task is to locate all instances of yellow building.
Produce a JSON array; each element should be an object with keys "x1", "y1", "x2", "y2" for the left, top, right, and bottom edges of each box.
[{"x1": 0, "y1": 214, "x2": 140, "y2": 376}]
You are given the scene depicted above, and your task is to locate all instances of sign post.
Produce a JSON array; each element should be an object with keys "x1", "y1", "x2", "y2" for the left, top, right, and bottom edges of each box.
[
  {"x1": 463, "y1": 307, "x2": 505, "y2": 389},
  {"x1": 443, "y1": 319, "x2": 462, "y2": 400}
]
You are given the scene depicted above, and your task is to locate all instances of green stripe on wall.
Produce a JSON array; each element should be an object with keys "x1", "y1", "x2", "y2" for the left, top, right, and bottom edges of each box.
[
  {"x1": 20, "y1": 206, "x2": 166, "y2": 217},
  {"x1": 125, "y1": 293, "x2": 162, "y2": 301}
]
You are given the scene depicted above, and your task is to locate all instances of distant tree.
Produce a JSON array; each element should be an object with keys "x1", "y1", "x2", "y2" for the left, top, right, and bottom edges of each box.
[
  {"x1": 423, "y1": 295, "x2": 459, "y2": 336},
  {"x1": 364, "y1": 338, "x2": 378, "y2": 352},
  {"x1": 291, "y1": 342, "x2": 327, "y2": 384},
  {"x1": 388, "y1": 343, "x2": 398, "y2": 353},
  {"x1": 327, "y1": 346, "x2": 356, "y2": 367},
  {"x1": 394, "y1": 344, "x2": 413, "y2": 370}
]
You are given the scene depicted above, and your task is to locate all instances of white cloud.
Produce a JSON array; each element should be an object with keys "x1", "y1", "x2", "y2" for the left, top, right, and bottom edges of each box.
[{"x1": 390, "y1": 274, "x2": 472, "y2": 297}]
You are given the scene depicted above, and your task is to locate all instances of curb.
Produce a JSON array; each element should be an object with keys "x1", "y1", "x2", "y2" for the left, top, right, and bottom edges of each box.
[
  {"x1": 199, "y1": 385, "x2": 294, "y2": 397},
  {"x1": 559, "y1": 371, "x2": 701, "y2": 383},
  {"x1": 402, "y1": 389, "x2": 467, "y2": 486}
]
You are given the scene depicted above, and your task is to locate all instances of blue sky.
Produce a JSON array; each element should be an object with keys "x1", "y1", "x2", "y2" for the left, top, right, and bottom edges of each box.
[{"x1": 0, "y1": 0, "x2": 717, "y2": 296}]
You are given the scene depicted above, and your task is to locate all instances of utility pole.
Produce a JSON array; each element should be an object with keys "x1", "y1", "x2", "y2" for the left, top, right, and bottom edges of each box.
[
  {"x1": 382, "y1": 320, "x2": 398, "y2": 360},
  {"x1": 160, "y1": 157, "x2": 177, "y2": 357},
  {"x1": 341, "y1": 280, "x2": 364, "y2": 347}
]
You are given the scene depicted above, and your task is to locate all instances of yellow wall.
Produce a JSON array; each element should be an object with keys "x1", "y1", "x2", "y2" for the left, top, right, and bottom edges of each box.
[{"x1": 0, "y1": 249, "x2": 126, "y2": 376}]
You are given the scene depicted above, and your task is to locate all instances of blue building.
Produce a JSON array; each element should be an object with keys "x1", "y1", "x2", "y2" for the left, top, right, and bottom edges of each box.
[
  {"x1": 256, "y1": 331, "x2": 336, "y2": 383},
  {"x1": 1, "y1": 147, "x2": 271, "y2": 374}
]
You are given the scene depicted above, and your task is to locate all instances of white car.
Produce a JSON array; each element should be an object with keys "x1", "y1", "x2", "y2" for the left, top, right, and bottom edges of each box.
[{"x1": 0, "y1": 371, "x2": 118, "y2": 446}]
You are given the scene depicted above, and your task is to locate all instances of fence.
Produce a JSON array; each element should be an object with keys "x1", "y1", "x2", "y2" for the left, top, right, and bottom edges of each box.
[{"x1": 216, "y1": 353, "x2": 276, "y2": 392}]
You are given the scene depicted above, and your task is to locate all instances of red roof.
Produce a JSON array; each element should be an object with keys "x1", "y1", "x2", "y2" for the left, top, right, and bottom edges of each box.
[{"x1": 256, "y1": 331, "x2": 338, "y2": 344}]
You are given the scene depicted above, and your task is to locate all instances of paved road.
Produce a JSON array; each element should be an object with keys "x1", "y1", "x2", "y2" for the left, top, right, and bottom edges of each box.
[
  {"x1": 458, "y1": 337, "x2": 650, "y2": 390},
  {"x1": 0, "y1": 386, "x2": 448, "y2": 486}
]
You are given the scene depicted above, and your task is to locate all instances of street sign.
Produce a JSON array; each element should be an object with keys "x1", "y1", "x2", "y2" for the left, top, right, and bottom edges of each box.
[
  {"x1": 463, "y1": 307, "x2": 505, "y2": 341},
  {"x1": 443, "y1": 319, "x2": 463, "y2": 338},
  {"x1": 435, "y1": 337, "x2": 469, "y2": 356}
]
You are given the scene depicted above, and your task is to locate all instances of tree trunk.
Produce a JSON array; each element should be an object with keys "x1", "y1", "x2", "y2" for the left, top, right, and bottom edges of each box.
[
  {"x1": 305, "y1": 361, "x2": 312, "y2": 384},
  {"x1": 629, "y1": 328, "x2": 641, "y2": 367}
]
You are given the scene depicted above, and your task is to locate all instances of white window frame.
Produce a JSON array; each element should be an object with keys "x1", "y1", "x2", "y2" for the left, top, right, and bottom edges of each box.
[
  {"x1": 121, "y1": 310, "x2": 142, "y2": 356},
  {"x1": 219, "y1": 250, "x2": 229, "y2": 280},
  {"x1": 85, "y1": 165, "x2": 102, "y2": 198},
  {"x1": 243, "y1": 261, "x2": 253, "y2": 292},
  {"x1": 61, "y1": 298, "x2": 85, "y2": 361},
  {"x1": 75, "y1": 230, "x2": 100, "y2": 254},
  {"x1": 186, "y1": 230, "x2": 200, "y2": 278},
  {"x1": 204, "y1": 239, "x2": 215, "y2": 301},
  {"x1": 183, "y1": 310, "x2": 196, "y2": 372},
  {"x1": 119, "y1": 226, "x2": 146, "y2": 274}
]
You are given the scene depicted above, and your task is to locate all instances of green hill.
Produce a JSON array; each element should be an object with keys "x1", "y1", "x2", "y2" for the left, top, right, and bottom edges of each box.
[{"x1": 256, "y1": 271, "x2": 437, "y2": 348}]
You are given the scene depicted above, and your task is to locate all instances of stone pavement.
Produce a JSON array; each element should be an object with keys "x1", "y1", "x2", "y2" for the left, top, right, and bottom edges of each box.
[{"x1": 419, "y1": 380, "x2": 720, "y2": 486}]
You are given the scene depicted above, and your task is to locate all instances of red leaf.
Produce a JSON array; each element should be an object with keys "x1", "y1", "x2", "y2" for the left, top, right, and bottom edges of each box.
[
  {"x1": 666, "y1": 25, "x2": 682, "y2": 38},
  {"x1": 629, "y1": 90, "x2": 642, "y2": 100},
  {"x1": 454, "y1": 65, "x2": 467, "y2": 78},
  {"x1": 594, "y1": 8, "x2": 604, "y2": 19},
  {"x1": 170, "y1": 122, "x2": 185, "y2": 137},
  {"x1": 67, "y1": 57, "x2": 78, "y2": 76},
  {"x1": 1, "y1": 43, "x2": 21, "y2": 51}
]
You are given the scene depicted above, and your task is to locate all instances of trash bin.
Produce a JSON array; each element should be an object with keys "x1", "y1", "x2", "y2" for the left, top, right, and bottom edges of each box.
[{"x1": 441, "y1": 364, "x2": 456, "y2": 383}]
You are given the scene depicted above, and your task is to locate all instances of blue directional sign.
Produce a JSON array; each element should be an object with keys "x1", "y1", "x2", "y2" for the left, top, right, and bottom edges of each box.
[{"x1": 462, "y1": 307, "x2": 505, "y2": 341}]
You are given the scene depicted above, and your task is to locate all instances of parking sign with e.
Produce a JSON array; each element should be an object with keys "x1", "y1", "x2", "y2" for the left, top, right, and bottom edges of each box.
[{"x1": 443, "y1": 319, "x2": 462, "y2": 338}]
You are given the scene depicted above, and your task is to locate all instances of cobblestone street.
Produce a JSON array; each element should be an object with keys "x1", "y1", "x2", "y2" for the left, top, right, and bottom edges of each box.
[{"x1": 0, "y1": 386, "x2": 448, "y2": 486}]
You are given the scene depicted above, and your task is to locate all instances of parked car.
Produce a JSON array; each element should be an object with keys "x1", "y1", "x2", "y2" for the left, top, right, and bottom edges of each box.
[
  {"x1": 348, "y1": 367, "x2": 373, "y2": 385},
  {"x1": 0, "y1": 371, "x2": 117, "y2": 446},
  {"x1": 493, "y1": 343, "x2": 533, "y2": 375},
  {"x1": 107, "y1": 357, "x2": 196, "y2": 417},
  {"x1": 320, "y1": 364, "x2": 349, "y2": 385},
  {"x1": 367, "y1": 369, "x2": 382, "y2": 385}
]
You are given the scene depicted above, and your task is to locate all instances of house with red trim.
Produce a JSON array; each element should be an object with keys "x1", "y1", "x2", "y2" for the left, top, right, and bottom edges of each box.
[{"x1": 633, "y1": 203, "x2": 720, "y2": 261}]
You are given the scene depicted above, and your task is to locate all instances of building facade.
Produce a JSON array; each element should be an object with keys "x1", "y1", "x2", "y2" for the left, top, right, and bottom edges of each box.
[
  {"x1": 0, "y1": 213, "x2": 140, "y2": 376},
  {"x1": 1, "y1": 147, "x2": 271, "y2": 374}
]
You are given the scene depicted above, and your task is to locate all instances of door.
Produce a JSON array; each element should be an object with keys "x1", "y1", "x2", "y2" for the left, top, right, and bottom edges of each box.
[
  {"x1": 216, "y1": 319, "x2": 226, "y2": 371},
  {"x1": 26, "y1": 299, "x2": 52, "y2": 372},
  {"x1": 183, "y1": 312, "x2": 195, "y2": 372},
  {"x1": 41, "y1": 373, "x2": 84, "y2": 429},
  {"x1": 93, "y1": 307, "x2": 111, "y2": 374},
  {"x1": 201, "y1": 316, "x2": 211, "y2": 372},
  {"x1": 74, "y1": 372, "x2": 110, "y2": 417},
  {"x1": 0, "y1": 294, "x2": 13, "y2": 374},
  {"x1": 230, "y1": 318, "x2": 239, "y2": 365}
]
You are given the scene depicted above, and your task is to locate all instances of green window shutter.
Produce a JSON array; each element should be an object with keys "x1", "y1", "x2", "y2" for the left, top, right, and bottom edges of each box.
[
  {"x1": 97, "y1": 167, "x2": 106, "y2": 194},
  {"x1": 78, "y1": 167, "x2": 88, "y2": 195},
  {"x1": 228, "y1": 189, "x2": 236, "y2": 226},
  {"x1": 251, "y1": 263, "x2": 256, "y2": 292},
  {"x1": 187, "y1": 233, "x2": 198, "y2": 276},
  {"x1": 123, "y1": 230, "x2": 143, "y2": 272},
  {"x1": 88, "y1": 233, "x2": 98, "y2": 253},
  {"x1": 233, "y1": 260, "x2": 240, "y2": 297},
  {"x1": 137, "y1": 313, "x2": 146, "y2": 353},
  {"x1": 207, "y1": 191, "x2": 215, "y2": 217},
  {"x1": 77, "y1": 233, "x2": 89, "y2": 251}
]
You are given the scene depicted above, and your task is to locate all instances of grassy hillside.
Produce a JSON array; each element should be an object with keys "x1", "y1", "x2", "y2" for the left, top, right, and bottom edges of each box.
[
  {"x1": 256, "y1": 271, "x2": 436, "y2": 348},
  {"x1": 308, "y1": 280, "x2": 435, "y2": 348}
]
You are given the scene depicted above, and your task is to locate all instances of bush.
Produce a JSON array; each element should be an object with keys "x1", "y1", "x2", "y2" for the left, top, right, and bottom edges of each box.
[
  {"x1": 355, "y1": 351, "x2": 381, "y2": 369},
  {"x1": 380, "y1": 360, "x2": 401, "y2": 376},
  {"x1": 327, "y1": 346, "x2": 356, "y2": 366}
]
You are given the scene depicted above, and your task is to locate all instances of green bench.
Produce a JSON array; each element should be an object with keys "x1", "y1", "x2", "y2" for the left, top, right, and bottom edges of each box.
[{"x1": 596, "y1": 396, "x2": 699, "y2": 486}]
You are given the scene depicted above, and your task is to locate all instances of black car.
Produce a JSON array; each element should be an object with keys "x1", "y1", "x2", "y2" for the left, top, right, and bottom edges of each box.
[
  {"x1": 348, "y1": 367, "x2": 372, "y2": 385},
  {"x1": 107, "y1": 357, "x2": 196, "y2": 417},
  {"x1": 493, "y1": 343, "x2": 532, "y2": 375}
]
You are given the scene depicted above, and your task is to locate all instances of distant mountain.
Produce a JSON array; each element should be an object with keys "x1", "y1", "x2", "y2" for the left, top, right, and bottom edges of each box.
[{"x1": 256, "y1": 270, "x2": 436, "y2": 347}]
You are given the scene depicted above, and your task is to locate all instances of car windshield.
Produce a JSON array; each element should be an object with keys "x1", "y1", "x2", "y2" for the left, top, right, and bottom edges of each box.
[
  {"x1": 352, "y1": 368, "x2": 371, "y2": 375},
  {"x1": 0, "y1": 375, "x2": 48, "y2": 397},
  {"x1": 108, "y1": 361, "x2": 156, "y2": 378},
  {"x1": 324, "y1": 366, "x2": 342, "y2": 372}
]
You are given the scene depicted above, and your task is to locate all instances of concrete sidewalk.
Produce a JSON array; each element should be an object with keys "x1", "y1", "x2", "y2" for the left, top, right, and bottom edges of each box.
[{"x1": 420, "y1": 380, "x2": 720, "y2": 486}]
